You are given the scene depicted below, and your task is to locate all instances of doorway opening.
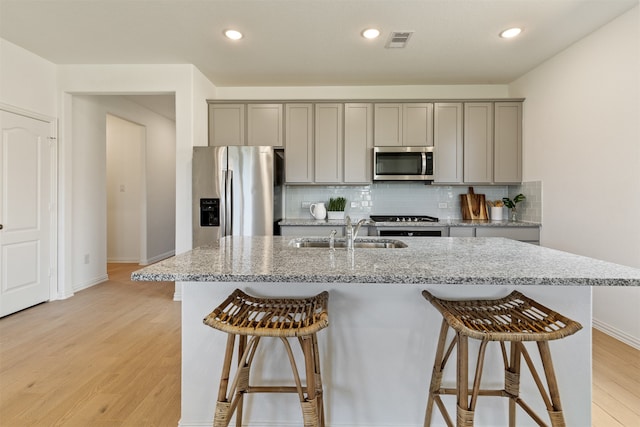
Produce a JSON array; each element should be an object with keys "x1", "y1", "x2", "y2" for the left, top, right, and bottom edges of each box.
[{"x1": 106, "y1": 114, "x2": 146, "y2": 264}]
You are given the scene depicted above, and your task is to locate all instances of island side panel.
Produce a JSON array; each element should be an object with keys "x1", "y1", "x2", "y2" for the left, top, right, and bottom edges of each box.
[{"x1": 180, "y1": 282, "x2": 591, "y2": 427}]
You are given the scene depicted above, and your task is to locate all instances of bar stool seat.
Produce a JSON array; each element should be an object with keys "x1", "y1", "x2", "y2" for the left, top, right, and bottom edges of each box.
[
  {"x1": 422, "y1": 290, "x2": 582, "y2": 427},
  {"x1": 204, "y1": 288, "x2": 329, "y2": 427}
]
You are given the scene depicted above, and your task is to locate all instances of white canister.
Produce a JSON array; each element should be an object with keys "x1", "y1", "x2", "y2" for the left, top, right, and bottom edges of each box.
[{"x1": 490, "y1": 206, "x2": 504, "y2": 221}]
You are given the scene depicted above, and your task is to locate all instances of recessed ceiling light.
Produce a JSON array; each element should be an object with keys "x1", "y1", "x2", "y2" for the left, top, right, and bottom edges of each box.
[
  {"x1": 499, "y1": 27, "x2": 522, "y2": 39},
  {"x1": 224, "y1": 29, "x2": 243, "y2": 40},
  {"x1": 362, "y1": 28, "x2": 381, "y2": 39}
]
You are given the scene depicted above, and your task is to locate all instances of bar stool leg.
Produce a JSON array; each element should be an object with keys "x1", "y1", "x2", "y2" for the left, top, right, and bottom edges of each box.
[
  {"x1": 425, "y1": 319, "x2": 455, "y2": 427},
  {"x1": 235, "y1": 335, "x2": 247, "y2": 427},
  {"x1": 537, "y1": 341, "x2": 566, "y2": 427},
  {"x1": 301, "y1": 334, "x2": 323, "y2": 427},
  {"x1": 213, "y1": 335, "x2": 260, "y2": 427},
  {"x1": 214, "y1": 333, "x2": 236, "y2": 427},
  {"x1": 310, "y1": 333, "x2": 325, "y2": 427},
  {"x1": 456, "y1": 333, "x2": 474, "y2": 427},
  {"x1": 506, "y1": 342, "x2": 522, "y2": 427}
]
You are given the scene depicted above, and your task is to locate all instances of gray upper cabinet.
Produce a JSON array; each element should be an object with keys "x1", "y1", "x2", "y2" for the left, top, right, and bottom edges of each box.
[
  {"x1": 208, "y1": 104, "x2": 245, "y2": 146},
  {"x1": 374, "y1": 103, "x2": 403, "y2": 146},
  {"x1": 209, "y1": 103, "x2": 283, "y2": 147},
  {"x1": 464, "y1": 102, "x2": 493, "y2": 184},
  {"x1": 374, "y1": 103, "x2": 433, "y2": 146},
  {"x1": 285, "y1": 104, "x2": 314, "y2": 183},
  {"x1": 208, "y1": 99, "x2": 522, "y2": 185},
  {"x1": 314, "y1": 103, "x2": 344, "y2": 183},
  {"x1": 247, "y1": 104, "x2": 283, "y2": 147},
  {"x1": 494, "y1": 102, "x2": 522, "y2": 183},
  {"x1": 463, "y1": 101, "x2": 523, "y2": 184},
  {"x1": 434, "y1": 103, "x2": 463, "y2": 184},
  {"x1": 403, "y1": 103, "x2": 434, "y2": 146},
  {"x1": 344, "y1": 103, "x2": 373, "y2": 183}
]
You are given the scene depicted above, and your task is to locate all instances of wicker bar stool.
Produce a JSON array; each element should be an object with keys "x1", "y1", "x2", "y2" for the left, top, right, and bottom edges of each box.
[
  {"x1": 422, "y1": 290, "x2": 582, "y2": 427},
  {"x1": 203, "y1": 288, "x2": 329, "y2": 427}
]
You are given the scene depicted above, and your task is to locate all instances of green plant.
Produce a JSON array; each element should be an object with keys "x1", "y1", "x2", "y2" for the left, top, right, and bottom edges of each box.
[
  {"x1": 502, "y1": 194, "x2": 526, "y2": 209},
  {"x1": 327, "y1": 197, "x2": 347, "y2": 211}
]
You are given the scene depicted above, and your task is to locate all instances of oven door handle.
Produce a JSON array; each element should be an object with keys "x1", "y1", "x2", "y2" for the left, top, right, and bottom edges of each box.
[{"x1": 421, "y1": 152, "x2": 427, "y2": 175}]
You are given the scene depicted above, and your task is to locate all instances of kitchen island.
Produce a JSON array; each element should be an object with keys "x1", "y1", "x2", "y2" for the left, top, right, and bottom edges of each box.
[{"x1": 132, "y1": 236, "x2": 640, "y2": 427}]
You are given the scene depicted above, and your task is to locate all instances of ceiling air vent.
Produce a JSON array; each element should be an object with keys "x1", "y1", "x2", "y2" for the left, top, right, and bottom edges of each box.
[{"x1": 385, "y1": 31, "x2": 413, "y2": 48}]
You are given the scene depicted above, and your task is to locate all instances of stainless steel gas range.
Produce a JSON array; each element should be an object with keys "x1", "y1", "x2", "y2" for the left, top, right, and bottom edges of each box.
[{"x1": 369, "y1": 215, "x2": 449, "y2": 237}]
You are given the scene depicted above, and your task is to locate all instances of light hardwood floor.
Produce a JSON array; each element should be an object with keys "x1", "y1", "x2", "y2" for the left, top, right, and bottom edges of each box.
[
  {"x1": 0, "y1": 264, "x2": 181, "y2": 426},
  {"x1": 1, "y1": 263, "x2": 639, "y2": 426}
]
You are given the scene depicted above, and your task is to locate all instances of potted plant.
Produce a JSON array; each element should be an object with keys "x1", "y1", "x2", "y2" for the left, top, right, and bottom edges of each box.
[
  {"x1": 502, "y1": 193, "x2": 526, "y2": 221},
  {"x1": 327, "y1": 197, "x2": 347, "y2": 220}
]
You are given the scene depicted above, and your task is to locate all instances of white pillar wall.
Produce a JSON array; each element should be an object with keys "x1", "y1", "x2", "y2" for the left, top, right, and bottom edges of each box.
[
  {"x1": 509, "y1": 6, "x2": 640, "y2": 348},
  {"x1": 57, "y1": 64, "x2": 216, "y2": 296}
]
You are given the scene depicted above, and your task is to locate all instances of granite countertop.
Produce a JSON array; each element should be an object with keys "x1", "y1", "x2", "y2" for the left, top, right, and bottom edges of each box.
[
  {"x1": 279, "y1": 218, "x2": 541, "y2": 227},
  {"x1": 132, "y1": 236, "x2": 640, "y2": 286}
]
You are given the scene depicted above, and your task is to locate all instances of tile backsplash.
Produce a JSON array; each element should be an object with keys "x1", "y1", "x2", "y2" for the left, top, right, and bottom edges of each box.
[
  {"x1": 508, "y1": 181, "x2": 542, "y2": 223},
  {"x1": 284, "y1": 181, "x2": 542, "y2": 222}
]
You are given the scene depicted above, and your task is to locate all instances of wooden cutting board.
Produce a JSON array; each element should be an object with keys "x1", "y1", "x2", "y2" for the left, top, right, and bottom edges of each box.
[{"x1": 460, "y1": 187, "x2": 488, "y2": 220}]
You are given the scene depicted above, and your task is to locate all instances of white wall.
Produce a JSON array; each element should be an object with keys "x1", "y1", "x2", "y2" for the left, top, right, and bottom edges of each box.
[
  {"x1": 510, "y1": 6, "x2": 640, "y2": 347},
  {"x1": 106, "y1": 114, "x2": 144, "y2": 263},
  {"x1": 215, "y1": 84, "x2": 509, "y2": 100},
  {"x1": 0, "y1": 39, "x2": 56, "y2": 117}
]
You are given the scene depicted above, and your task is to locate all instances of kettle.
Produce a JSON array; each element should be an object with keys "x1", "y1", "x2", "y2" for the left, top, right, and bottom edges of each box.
[{"x1": 310, "y1": 202, "x2": 327, "y2": 220}]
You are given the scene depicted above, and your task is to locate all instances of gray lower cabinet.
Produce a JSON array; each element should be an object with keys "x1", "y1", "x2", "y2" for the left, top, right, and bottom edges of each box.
[
  {"x1": 448, "y1": 227, "x2": 475, "y2": 238},
  {"x1": 280, "y1": 225, "x2": 345, "y2": 237},
  {"x1": 282, "y1": 225, "x2": 538, "y2": 243},
  {"x1": 449, "y1": 226, "x2": 540, "y2": 244}
]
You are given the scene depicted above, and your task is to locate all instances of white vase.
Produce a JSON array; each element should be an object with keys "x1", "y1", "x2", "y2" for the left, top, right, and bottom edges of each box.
[{"x1": 327, "y1": 211, "x2": 344, "y2": 220}]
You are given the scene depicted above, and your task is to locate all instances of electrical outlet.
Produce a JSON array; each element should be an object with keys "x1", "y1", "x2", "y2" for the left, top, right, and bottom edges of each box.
[
  {"x1": 438, "y1": 202, "x2": 448, "y2": 208},
  {"x1": 301, "y1": 201, "x2": 311, "y2": 208},
  {"x1": 350, "y1": 202, "x2": 358, "y2": 208}
]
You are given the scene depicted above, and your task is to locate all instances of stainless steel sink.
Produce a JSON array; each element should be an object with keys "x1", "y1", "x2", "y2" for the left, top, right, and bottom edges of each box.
[{"x1": 288, "y1": 237, "x2": 407, "y2": 249}]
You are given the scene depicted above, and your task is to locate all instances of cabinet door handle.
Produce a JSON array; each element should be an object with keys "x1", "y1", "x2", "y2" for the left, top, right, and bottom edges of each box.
[{"x1": 0, "y1": 224, "x2": 3, "y2": 230}]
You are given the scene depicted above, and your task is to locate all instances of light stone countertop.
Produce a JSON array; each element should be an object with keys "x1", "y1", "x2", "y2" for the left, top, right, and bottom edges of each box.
[
  {"x1": 132, "y1": 236, "x2": 640, "y2": 286},
  {"x1": 279, "y1": 218, "x2": 541, "y2": 227}
]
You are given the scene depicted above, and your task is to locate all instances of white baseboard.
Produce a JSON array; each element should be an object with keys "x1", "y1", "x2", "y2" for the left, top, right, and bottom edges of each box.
[
  {"x1": 178, "y1": 422, "x2": 409, "y2": 427},
  {"x1": 173, "y1": 282, "x2": 182, "y2": 301},
  {"x1": 140, "y1": 250, "x2": 175, "y2": 266},
  {"x1": 107, "y1": 257, "x2": 139, "y2": 263},
  {"x1": 593, "y1": 318, "x2": 640, "y2": 350},
  {"x1": 73, "y1": 274, "x2": 109, "y2": 293}
]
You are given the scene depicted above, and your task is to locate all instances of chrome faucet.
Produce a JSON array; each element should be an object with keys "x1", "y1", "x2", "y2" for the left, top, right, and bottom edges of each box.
[
  {"x1": 345, "y1": 215, "x2": 373, "y2": 250},
  {"x1": 329, "y1": 229, "x2": 337, "y2": 251}
]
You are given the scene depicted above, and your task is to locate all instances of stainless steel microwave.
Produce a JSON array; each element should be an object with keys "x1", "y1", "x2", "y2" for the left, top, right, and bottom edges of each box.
[{"x1": 373, "y1": 146, "x2": 434, "y2": 181}]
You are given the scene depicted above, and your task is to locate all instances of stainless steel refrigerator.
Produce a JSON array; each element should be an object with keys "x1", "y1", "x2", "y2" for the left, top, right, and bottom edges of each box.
[{"x1": 192, "y1": 146, "x2": 284, "y2": 247}]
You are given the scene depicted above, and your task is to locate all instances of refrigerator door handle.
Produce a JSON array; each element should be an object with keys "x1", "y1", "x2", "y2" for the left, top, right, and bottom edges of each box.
[{"x1": 224, "y1": 170, "x2": 233, "y2": 236}]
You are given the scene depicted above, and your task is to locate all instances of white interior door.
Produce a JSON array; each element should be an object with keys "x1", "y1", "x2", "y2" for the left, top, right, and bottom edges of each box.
[{"x1": 0, "y1": 110, "x2": 54, "y2": 317}]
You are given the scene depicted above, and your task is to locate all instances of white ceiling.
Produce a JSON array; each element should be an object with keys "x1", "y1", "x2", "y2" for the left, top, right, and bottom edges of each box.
[{"x1": 1, "y1": 0, "x2": 637, "y2": 87}]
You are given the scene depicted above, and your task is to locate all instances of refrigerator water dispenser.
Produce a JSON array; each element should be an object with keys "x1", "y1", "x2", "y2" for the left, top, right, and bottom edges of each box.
[{"x1": 200, "y1": 198, "x2": 220, "y2": 227}]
